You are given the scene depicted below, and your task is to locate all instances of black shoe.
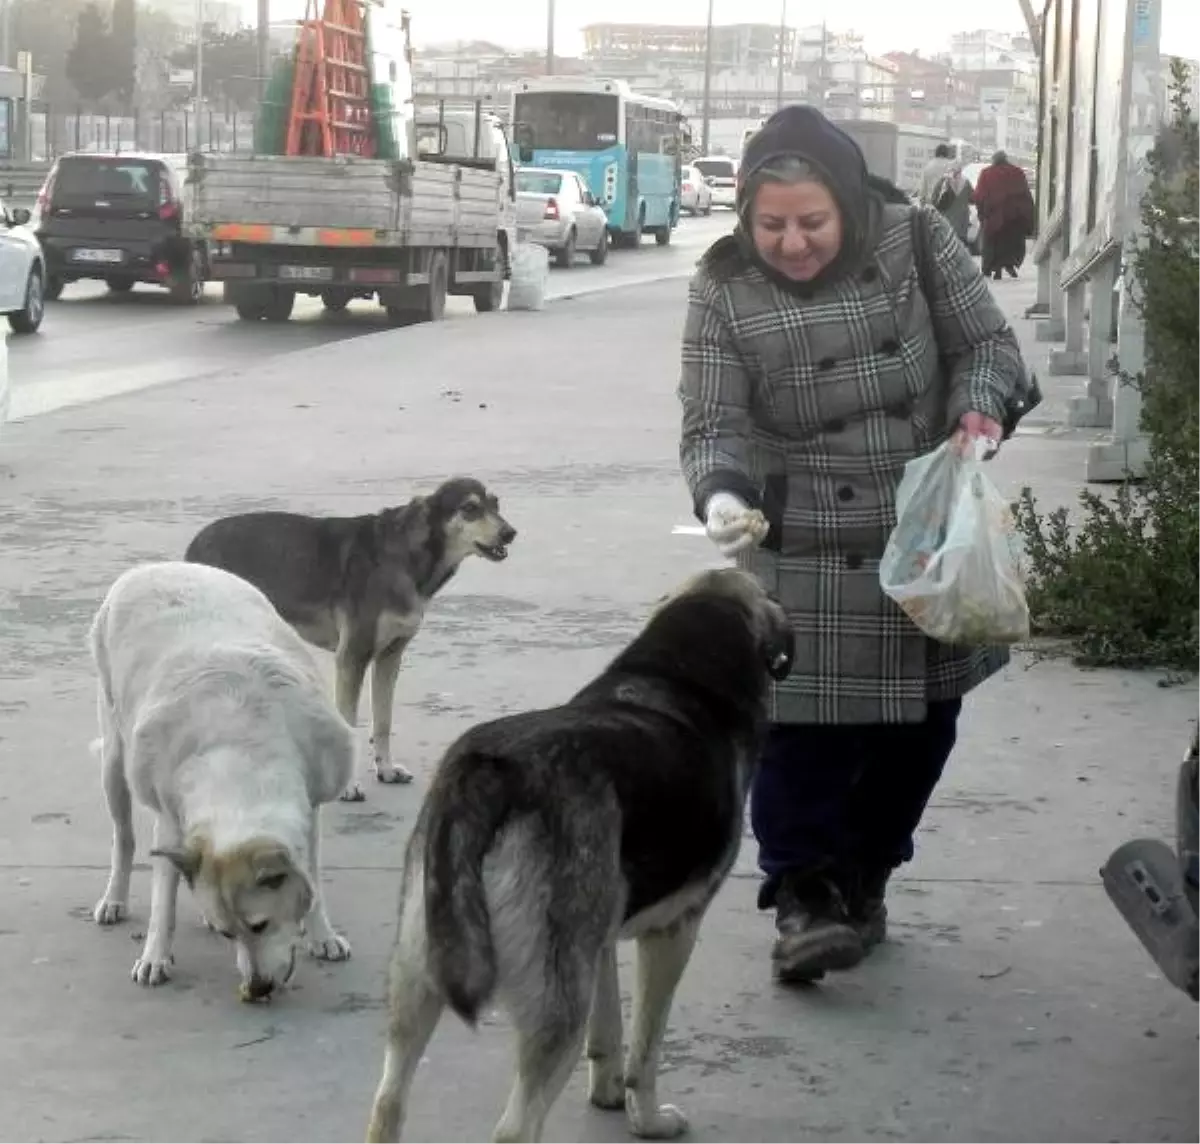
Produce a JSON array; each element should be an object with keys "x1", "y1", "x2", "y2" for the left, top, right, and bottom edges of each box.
[
  {"x1": 1005, "y1": 266, "x2": 1019, "y2": 279},
  {"x1": 843, "y1": 866, "x2": 892, "y2": 951},
  {"x1": 991, "y1": 271, "x2": 1003, "y2": 281},
  {"x1": 771, "y1": 872, "x2": 865, "y2": 984}
]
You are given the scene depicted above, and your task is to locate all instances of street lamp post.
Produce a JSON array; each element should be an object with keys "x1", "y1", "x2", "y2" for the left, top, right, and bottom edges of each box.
[
  {"x1": 258, "y1": 0, "x2": 270, "y2": 105},
  {"x1": 194, "y1": 0, "x2": 204, "y2": 151},
  {"x1": 700, "y1": 0, "x2": 713, "y2": 155},
  {"x1": 776, "y1": 0, "x2": 787, "y2": 109},
  {"x1": 546, "y1": 0, "x2": 555, "y2": 75}
]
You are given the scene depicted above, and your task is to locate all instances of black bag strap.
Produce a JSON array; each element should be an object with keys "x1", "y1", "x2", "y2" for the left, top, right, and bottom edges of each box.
[{"x1": 909, "y1": 206, "x2": 1042, "y2": 440}]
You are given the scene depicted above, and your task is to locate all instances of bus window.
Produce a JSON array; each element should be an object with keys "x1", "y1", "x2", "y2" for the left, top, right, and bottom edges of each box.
[{"x1": 512, "y1": 92, "x2": 620, "y2": 151}]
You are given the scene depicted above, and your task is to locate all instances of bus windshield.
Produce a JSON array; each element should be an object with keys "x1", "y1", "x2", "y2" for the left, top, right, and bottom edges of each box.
[{"x1": 513, "y1": 91, "x2": 620, "y2": 151}]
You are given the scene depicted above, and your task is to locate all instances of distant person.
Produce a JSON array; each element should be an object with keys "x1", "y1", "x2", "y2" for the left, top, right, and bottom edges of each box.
[
  {"x1": 972, "y1": 151, "x2": 1035, "y2": 280},
  {"x1": 932, "y1": 161, "x2": 974, "y2": 246},
  {"x1": 919, "y1": 143, "x2": 954, "y2": 204}
]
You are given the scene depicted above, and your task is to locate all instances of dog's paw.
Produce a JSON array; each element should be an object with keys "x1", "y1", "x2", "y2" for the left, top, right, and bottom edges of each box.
[
  {"x1": 339, "y1": 782, "x2": 367, "y2": 803},
  {"x1": 307, "y1": 932, "x2": 352, "y2": 961},
  {"x1": 131, "y1": 952, "x2": 174, "y2": 987},
  {"x1": 587, "y1": 1063, "x2": 625, "y2": 1110},
  {"x1": 375, "y1": 764, "x2": 414, "y2": 785},
  {"x1": 627, "y1": 1102, "x2": 689, "y2": 1140},
  {"x1": 94, "y1": 898, "x2": 128, "y2": 926}
]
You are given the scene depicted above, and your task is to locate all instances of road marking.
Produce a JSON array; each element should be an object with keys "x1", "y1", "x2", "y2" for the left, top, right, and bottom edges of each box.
[{"x1": 7, "y1": 361, "x2": 224, "y2": 422}]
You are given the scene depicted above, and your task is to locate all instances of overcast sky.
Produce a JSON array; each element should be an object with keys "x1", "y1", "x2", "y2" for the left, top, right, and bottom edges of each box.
[
  {"x1": 242, "y1": 0, "x2": 1023, "y2": 55},
  {"x1": 240, "y1": 0, "x2": 1197, "y2": 61}
]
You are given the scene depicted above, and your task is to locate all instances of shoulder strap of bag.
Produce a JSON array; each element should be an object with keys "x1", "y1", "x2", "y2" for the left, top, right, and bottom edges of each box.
[{"x1": 909, "y1": 206, "x2": 1041, "y2": 440}]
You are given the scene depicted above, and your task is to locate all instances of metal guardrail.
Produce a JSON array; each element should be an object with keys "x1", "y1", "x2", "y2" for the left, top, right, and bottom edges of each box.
[{"x1": 0, "y1": 162, "x2": 51, "y2": 210}]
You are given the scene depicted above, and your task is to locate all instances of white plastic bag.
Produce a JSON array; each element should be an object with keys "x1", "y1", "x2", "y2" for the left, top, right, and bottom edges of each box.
[
  {"x1": 506, "y1": 242, "x2": 550, "y2": 312},
  {"x1": 880, "y1": 438, "x2": 1030, "y2": 646}
]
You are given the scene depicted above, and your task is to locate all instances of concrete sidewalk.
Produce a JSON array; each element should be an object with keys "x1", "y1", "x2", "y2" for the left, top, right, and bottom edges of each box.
[{"x1": 0, "y1": 279, "x2": 1195, "y2": 1143}]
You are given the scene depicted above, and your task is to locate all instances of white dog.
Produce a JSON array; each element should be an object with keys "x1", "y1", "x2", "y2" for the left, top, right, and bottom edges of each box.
[{"x1": 89, "y1": 561, "x2": 356, "y2": 1001}]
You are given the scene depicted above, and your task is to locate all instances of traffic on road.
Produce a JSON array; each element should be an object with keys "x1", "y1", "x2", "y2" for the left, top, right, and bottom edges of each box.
[{"x1": 5, "y1": 209, "x2": 731, "y2": 424}]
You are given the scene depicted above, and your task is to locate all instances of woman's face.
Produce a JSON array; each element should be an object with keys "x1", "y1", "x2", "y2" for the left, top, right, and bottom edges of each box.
[{"x1": 749, "y1": 180, "x2": 843, "y2": 282}]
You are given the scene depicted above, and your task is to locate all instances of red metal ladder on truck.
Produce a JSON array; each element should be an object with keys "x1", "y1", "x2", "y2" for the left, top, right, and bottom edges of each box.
[{"x1": 285, "y1": 0, "x2": 375, "y2": 158}]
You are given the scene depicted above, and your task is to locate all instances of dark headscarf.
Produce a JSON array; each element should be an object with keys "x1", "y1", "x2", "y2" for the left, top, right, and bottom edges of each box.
[{"x1": 727, "y1": 104, "x2": 884, "y2": 296}]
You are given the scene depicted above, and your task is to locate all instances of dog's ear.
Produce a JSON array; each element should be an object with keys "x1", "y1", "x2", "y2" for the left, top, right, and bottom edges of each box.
[
  {"x1": 252, "y1": 845, "x2": 295, "y2": 891},
  {"x1": 150, "y1": 845, "x2": 202, "y2": 887}
]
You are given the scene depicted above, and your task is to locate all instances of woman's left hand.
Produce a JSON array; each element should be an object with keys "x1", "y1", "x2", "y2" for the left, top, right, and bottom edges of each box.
[{"x1": 954, "y1": 411, "x2": 1003, "y2": 458}]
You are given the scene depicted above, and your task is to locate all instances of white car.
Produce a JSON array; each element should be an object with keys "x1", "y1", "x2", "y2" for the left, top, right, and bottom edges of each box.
[
  {"x1": 0, "y1": 199, "x2": 47, "y2": 334},
  {"x1": 515, "y1": 167, "x2": 610, "y2": 268},
  {"x1": 693, "y1": 155, "x2": 738, "y2": 209},
  {"x1": 680, "y1": 165, "x2": 713, "y2": 216}
]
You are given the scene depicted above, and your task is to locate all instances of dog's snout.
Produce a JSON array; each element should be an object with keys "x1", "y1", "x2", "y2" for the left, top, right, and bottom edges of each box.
[
  {"x1": 499, "y1": 523, "x2": 517, "y2": 545},
  {"x1": 244, "y1": 975, "x2": 275, "y2": 1001}
]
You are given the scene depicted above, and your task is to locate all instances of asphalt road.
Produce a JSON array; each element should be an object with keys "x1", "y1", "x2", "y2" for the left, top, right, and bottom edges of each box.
[
  {"x1": 0, "y1": 273, "x2": 1196, "y2": 1143},
  {"x1": 6, "y1": 211, "x2": 733, "y2": 423}
]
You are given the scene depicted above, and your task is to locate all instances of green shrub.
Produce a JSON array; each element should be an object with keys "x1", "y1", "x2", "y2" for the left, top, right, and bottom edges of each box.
[{"x1": 1013, "y1": 59, "x2": 1199, "y2": 670}]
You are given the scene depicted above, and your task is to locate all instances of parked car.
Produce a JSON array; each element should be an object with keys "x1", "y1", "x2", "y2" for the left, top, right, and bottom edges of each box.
[
  {"x1": 0, "y1": 198, "x2": 47, "y2": 334},
  {"x1": 31, "y1": 152, "x2": 206, "y2": 304},
  {"x1": 515, "y1": 167, "x2": 609, "y2": 268},
  {"x1": 693, "y1": 155, "x2": 738, "y2": 209},
  {"x1": 680, "y1": 164, "x2": 713, "y2": 216}
]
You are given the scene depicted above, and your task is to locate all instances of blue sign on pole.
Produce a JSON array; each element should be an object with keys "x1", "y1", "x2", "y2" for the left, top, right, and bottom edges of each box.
[
  {"x1": 1132, "y1": 0, "x2": 1153, "y2": 47},
  {"x1": 0, "y1": 98, "x2": 11, "y2": 159}
]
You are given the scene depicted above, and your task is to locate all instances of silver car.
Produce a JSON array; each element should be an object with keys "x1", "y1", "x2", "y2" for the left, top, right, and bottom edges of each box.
[{"x1": 515, "y1": 167, "x2": 609, "y2": 268}]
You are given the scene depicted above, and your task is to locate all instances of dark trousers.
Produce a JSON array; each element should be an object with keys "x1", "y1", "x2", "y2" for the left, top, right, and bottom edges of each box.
[{"x1": 750, "y1": 699, "x2": 962, "y2": 909}]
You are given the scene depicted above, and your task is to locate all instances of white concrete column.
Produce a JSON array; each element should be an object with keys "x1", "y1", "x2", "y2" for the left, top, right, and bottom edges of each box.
[
  {"x1": 1035, "y1": 242, "x2": 1066, "y2": 341},
  {"x1": 1050, "y1": 278, "x2": 1089, "y2": 376},
  {"x1": 1067, "y1": 256, "x2": 1119, "y2": 428},
  {"x1": 1086, "y1": 259, "x2": 1149, "y2": 480}
]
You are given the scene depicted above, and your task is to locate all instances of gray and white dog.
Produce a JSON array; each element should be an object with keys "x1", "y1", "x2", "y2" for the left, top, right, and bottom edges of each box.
[
  {"x1": 89, "y1": 561, "x2": 355, "y2": 1001},
  {"x1": 184, "y1": 477, "x2": 517, "y2": 800},
  {"x1": 364, "y1": 567, "x2": 794, "y2": 1143}
]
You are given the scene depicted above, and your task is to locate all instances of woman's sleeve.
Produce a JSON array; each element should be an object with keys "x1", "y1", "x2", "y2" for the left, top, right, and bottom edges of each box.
[
  {"x1": 918, "y1": 204, "x2": 1027, "y2": 426},
  {"x1": 677, "y1": 271, "x2": 762, "y2": 520}
]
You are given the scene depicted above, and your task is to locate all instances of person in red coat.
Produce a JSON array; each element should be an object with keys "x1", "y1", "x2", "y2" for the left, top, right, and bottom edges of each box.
[{"x1": 972, "y1": 151, "x2": 1035, "y2": 280}]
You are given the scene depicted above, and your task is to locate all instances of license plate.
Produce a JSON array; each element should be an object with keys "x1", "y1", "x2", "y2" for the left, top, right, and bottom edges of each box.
[
  {"x1": 279, "y1": 265, "x2": 334, "y2": 282},
  {"x1": 72, "y1": 248, "x2": 124, "y2": 264}
]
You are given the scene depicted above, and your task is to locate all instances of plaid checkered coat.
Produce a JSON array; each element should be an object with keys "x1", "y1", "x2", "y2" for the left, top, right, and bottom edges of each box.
[{"x1": 678, "y1": 201, "x2": 1027, "y2": 725}]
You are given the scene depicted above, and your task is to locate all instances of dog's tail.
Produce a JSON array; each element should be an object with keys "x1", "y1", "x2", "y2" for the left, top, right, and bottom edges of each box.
[{"x1": 423, "y1": 748, "x2": 515, "y2": 1027}]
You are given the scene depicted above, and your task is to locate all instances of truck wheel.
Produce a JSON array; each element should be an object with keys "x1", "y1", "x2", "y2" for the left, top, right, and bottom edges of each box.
[
  {"x1": 169, "y1": 248, "x2": 205, "y2": 306},
  {"x1": 321, "y1": 288, "x2": 352, "y2": 313},
  {"x1": 424, "y1": 252, "x2": 448, "y2": 321},
  {"x1": 472, "y1": 277, "x2": 504, "y2": 313},
  {"x1": 263, "y1": 287, "x2": 295, "y2": 322},
  {"x1": 384, "y1": 306, "x2": 419, "y2": 327},
  {"x1": 655, "y1": 225, "x2": 672, "y2": 247}
]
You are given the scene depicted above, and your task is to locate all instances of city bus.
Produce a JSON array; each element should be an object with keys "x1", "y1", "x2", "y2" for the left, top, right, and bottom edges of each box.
[{"x1": 510, "y1": 77, "x2": 684, "y2": 249}]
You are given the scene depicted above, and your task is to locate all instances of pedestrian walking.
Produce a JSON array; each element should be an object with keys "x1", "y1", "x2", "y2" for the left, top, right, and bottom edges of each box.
[
  {"x1": 677, "y1": 105, "x2": 1030, "y2": 984},
  {"x1": 919, "y1": 142, "x2": 955, "y2": 205},
  {"x1": 932, "y1": 162, "x2": 974, "y2": 247},
  {"x1": 972, "y1": 151, "x2": 1036, "y2": 280}
]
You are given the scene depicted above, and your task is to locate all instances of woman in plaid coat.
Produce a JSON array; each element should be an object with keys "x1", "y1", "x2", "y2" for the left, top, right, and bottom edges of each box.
[{"x1": 678, "y1": 106, "x2": 1028, "y2": 984}]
